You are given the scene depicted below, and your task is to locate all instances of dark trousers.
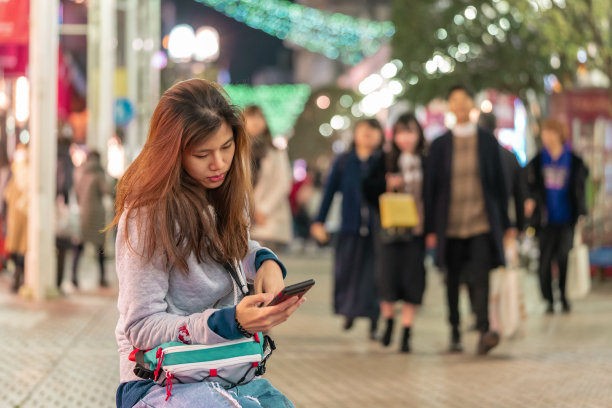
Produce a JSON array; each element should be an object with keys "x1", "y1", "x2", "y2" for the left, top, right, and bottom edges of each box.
[
  {"x1": 10, "y1": 253, "x2": 25, "y2": 293},
  {"x1": 446, "y1": 234, "x2": 495, "y2": 333},
  {"x1": 538, "y1": 225, "x2": 574, "y2": 304},
  {"x1": 72, "y1": 243, "x2": 106, "y2": 286}
]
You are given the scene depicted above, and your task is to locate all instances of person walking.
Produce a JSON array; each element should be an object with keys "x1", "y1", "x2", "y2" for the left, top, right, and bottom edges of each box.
[
  {"x1": 244, "y1": 105, "x2": 293, "y2": 252},
  {"x1": 4, "y1": 144, "x2": 28, "y2": 293},
  {"x1": 525, "y1": 118, "x2": 588, "y2": 314},
  {"x1": 362, "y1": 113, "x2": 427, "y2": 353},
  {"x1": 310, "y1": 119, "x2": 383, "y2": 338},
  {"x1": 73, "y1": 150, "x2": 111, "y2": 288},
  {"x1": 111, "y1": 79, "x2": 302, "y2": 407},
  {"x1": 424, "y1": 86, "x2": 510, "y2": 355}
]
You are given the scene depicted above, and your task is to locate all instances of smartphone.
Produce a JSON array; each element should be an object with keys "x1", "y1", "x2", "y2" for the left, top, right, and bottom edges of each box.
[{"x1": 267, "y1": 279, "x2": 315, "y2": 306}]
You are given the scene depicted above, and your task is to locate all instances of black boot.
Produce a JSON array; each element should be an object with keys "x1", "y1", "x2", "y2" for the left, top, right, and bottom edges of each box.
[
  {"x1": 449, "y1": 327, "x2": 463, "y2": 353},
  {"x1": 400, "y1": 327, "x2": 411, "y2": 353},
  {"x1": 369, "y1": 318, "x2": 379, "y2": 340},
  {"x1": 561, "y1": 299, "x2": 571, "y2": 314},
  {"x1": 381, "y1": 318, "x2": 394, "y2": 347},
  {"x1": 343, "y1": 317, "x2": 354, "y2": 331}
]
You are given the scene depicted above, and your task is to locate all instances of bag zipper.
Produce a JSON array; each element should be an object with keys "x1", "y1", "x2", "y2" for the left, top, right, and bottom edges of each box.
[
  {"x1": 161, "y1": 337, "x2": 258, "y2": 354},
  {"x1": 162, "y1": 354, "x2": 262, "y2": 371}
]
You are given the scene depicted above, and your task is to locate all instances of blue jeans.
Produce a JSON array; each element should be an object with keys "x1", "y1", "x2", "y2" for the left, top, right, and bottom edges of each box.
[{"x1": 133, "y1": 379, "x2": 294, "y2": 408}]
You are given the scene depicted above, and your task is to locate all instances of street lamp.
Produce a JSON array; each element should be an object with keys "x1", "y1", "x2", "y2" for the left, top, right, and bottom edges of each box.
[{"x1": 167, "y1": 24, "x2": 220, "y2": 63}]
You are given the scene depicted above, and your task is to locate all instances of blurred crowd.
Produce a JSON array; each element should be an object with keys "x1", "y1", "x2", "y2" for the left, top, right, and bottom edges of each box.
[
  {"x1": 0, "y1": 84, "x2": 589, "y2": 357},
  {"x1": 243, "y1": 85, "x2": 588, "y2": 355}
]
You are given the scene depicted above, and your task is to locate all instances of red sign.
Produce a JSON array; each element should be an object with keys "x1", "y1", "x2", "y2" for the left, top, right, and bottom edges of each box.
[{"x1": 0, "y1": 0, "x2": 29, "y2": 45}]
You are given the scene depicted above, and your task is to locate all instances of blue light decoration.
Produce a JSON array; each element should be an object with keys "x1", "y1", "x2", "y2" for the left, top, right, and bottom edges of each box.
[
  {"x1": 224, "y1": 84, "x2": 311, "y2": 136},
  {"x1": 194, "y1": 0, "x2": 395, "y2": 65},
  {"x1": 114, "y1": 98, "x2": 135, "y2": 127}
]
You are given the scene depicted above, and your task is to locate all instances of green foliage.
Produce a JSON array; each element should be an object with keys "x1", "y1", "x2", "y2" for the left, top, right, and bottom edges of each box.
[
  {"x1": 288, "y1": 86, "x2": 360, "y2": 162},
  {"x1": 390, "y1": 0, "x2": 594, "y2": 103}
]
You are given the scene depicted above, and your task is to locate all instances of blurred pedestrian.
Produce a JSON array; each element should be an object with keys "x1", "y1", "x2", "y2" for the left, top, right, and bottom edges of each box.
[
  {"x1": 363, "y1": 113, "x2": 427, "y2": 353},
  {"x1": 311, "y1": 119, "x2": 383, "y2": 338},
  {"x1": 73, "y1": 150, "x2": 111, "y2": 288},
  {"x1": 289, "y1": 172, "x2": 314, "y2": 253},
  {"x1": 55, "y1": 135, "x2": 76, "y2": 291},
  {"x1": 424, "y1": 86, "x2": 509, "y2": 355},
  {"x1": 4, "y1": 144, "x2": 28, "y2": 293},
  {"x1": 244, "y1": 105, "x2": 293, "y2": 252},
  {"x1": 526, "y1": 118, "x2": 588, "y2": 314}
]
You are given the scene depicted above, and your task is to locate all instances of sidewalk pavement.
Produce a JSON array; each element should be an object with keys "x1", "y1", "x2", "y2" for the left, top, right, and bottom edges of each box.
[{"x1": 1, "y1": 249, "x2": 611, "y2": 408}]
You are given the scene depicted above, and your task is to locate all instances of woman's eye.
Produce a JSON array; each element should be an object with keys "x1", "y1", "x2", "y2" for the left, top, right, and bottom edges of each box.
[{"x1": 195, "y1": 155, "x2": 208, "y2": 159}]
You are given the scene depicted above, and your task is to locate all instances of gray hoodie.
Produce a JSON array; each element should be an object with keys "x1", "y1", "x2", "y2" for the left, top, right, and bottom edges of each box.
[{"x1": 115, "y1": 211, "x2": 266, "y2": 383}]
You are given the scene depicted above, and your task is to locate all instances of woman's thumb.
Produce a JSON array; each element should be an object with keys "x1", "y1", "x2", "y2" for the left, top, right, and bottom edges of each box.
[{"x1": 245, "y1": 293, "x2": 274, "y2": 306}]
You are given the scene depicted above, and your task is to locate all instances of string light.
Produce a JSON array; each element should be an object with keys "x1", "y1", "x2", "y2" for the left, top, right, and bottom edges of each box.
[
  {"x1": 193, "y1": 0, "x2": 395, "y2": 65},
  {"x1": 224, "y1": 84, "x2": 311, "y2": 137}
]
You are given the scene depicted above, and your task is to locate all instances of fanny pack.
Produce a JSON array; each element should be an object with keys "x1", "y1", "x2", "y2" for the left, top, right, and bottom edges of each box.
[
  {"x1": 131, "y1": 261, "x2": 276, "y2": 399},
  {"x1": 132, "y1": 332, "x2": 276, "y2": 398}
]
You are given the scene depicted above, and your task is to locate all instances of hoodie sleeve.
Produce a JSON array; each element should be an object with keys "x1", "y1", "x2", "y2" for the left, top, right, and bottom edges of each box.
[{"x1": 116, "y1": 211, "x2": 229, "y2": 349}]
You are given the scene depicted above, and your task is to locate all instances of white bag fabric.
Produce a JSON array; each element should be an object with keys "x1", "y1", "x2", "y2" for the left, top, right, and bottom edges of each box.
[
  {"x1": 567, "y1": 227, "x2": 591, "y2": 300},
  {"x1": 489, "y1": 239, "x2": 525, "y2": 338}
]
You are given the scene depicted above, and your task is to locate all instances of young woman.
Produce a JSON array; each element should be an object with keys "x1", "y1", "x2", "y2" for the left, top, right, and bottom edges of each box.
[
  {"x1": 310, "y1": 119, "x2": 383, "y2": 339},
  {"x1": 244, "y1": 105, "x2": 293, "y2": 252},
  {"x1": 111, "y1": 79, "x2": 303, "y2": 408},
  {"x1": 526, "y1": 118, "x2": 588, "y2": 314},
  {"x1": 363, "y1": 113, "x2": 427, "y2": 353}
]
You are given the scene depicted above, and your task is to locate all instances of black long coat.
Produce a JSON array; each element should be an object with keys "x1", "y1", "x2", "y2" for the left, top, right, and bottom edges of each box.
[{"x1": 423, "y1": 128, "x2": 510, "y2": 268}]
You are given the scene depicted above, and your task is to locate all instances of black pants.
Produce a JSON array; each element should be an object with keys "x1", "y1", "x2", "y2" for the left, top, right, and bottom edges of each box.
[
  {"x1": 72, "y1": 243, "x2": 106, "y2": 285},
  {"x1": 10, "y1": 253, "x2": 25, "y2": 293},
  {"x1": 446, "y1": 234, "x2": 495, "y2": 333},
  {"x1": 538, "y1": 225, "x2": 574, "y2": 304}
]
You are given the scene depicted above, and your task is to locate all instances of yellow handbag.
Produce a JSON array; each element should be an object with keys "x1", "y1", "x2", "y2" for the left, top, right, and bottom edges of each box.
[{"x1": 379, "y1": 193, "x2": 419, "y2": 229}]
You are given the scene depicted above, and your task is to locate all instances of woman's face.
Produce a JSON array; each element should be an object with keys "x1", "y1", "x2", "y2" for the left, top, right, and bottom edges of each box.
[
  {"x1": 182, "y1": 121, "x2": 236, "y2": 189},
  {"x1": 394, "y1": 122, "x2": 420, "y2": 154},
  {"x1": 354, "y1": 123, "x2": 383, "y2": 152},
  {"x1": 244, "y1": 112, "x2": 267, "y2": 137}
]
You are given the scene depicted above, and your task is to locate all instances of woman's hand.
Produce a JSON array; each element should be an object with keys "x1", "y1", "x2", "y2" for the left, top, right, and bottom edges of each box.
[
  {"x1": 386, "y1": 173, "x2": 404, "y2": 192},
  {"x1": 235, "y1": 293, "x2": 305, "y2": 333},
  {"x1": 310, "y1": 222, "x2": 329, "y2": 244},
  {"x1": 254, "y1": 260, "x2": 285, "y2": 298}
]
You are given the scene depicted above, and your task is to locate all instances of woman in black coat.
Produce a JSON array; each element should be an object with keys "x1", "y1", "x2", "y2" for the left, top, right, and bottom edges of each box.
[{"x1": 363, "y1": 113, "x2": 427, "y2": 353}]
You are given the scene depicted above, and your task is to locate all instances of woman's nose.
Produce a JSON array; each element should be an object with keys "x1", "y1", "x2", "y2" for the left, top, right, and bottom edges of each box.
[{"x1": 210, "y1": 151, "x2": 224, "y2": 170}]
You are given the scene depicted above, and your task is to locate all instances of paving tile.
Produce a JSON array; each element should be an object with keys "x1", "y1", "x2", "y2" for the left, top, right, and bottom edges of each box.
[{"x1": 0, "y1": 251, "x2": 611, "y2": 407}]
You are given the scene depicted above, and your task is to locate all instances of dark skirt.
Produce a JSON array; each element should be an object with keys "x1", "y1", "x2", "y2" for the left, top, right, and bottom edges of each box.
[
  {"x1": 376, "y1": 236, "x2": 426, "y2": 304},
  {"x1": 333, "y1": 232, "x2": 380, "y2": 320}
]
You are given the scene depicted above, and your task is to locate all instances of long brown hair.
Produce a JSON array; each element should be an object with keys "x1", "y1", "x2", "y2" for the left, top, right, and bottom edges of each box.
[{"x1": 108, "y1": 79, "x2": 253, "y2": 272}]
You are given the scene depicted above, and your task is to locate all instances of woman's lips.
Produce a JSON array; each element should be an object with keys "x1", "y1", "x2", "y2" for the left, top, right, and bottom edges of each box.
[{"x1": 208, "y1": 173, "x2": 225, "y2": 182}]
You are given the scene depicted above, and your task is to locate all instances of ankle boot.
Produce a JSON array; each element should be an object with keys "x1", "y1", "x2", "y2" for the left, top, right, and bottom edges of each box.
[
  {"x1": 400, "y1": 327, "x2": 411, "y2": 353},
  {"x1": 381, "y1": 318, "x2": 394, "y2": 347},
  {"x1": 369, "y1": 318, "x2": 379, "y2": 340}
]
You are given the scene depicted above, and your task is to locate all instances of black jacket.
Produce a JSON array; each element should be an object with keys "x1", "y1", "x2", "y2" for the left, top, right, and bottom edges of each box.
[
  {"x1": 424, "y1": 128, "x2": 509, "y2": 268},
  {"x1": 499, "y1": 146, "x2": 528, "y2": 230},
  {"x1": 526, "y1": 151, "x2": 588, "y2": 229}
]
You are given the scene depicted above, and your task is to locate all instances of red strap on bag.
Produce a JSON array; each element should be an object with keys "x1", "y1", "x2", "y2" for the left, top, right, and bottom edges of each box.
[{"x1": 165, "y1": 373, "x2": 174, "y2": 401}]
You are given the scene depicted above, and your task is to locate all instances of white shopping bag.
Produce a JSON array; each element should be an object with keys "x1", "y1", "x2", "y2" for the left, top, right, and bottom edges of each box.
[
  {"x1": 489, "y1": 239, "x2": 525, "y2": 338},
  {"x1": 567, "y1": 227, "x2": 591, "y2": 300}
]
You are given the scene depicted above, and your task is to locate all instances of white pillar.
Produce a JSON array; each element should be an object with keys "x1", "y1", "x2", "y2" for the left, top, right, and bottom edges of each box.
[
  {"x1": 26, "y1": 0, "x2": 59, "y2": 300},
  {"x1": 125, "y1": 0, "x2": 139, "y2": 162},
  {"x1": 87, "y1": 0, "x2": 116, "y2": 162},
  {"x1": 98, "y1": 0, "x2": 116, "y2": 163}
]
